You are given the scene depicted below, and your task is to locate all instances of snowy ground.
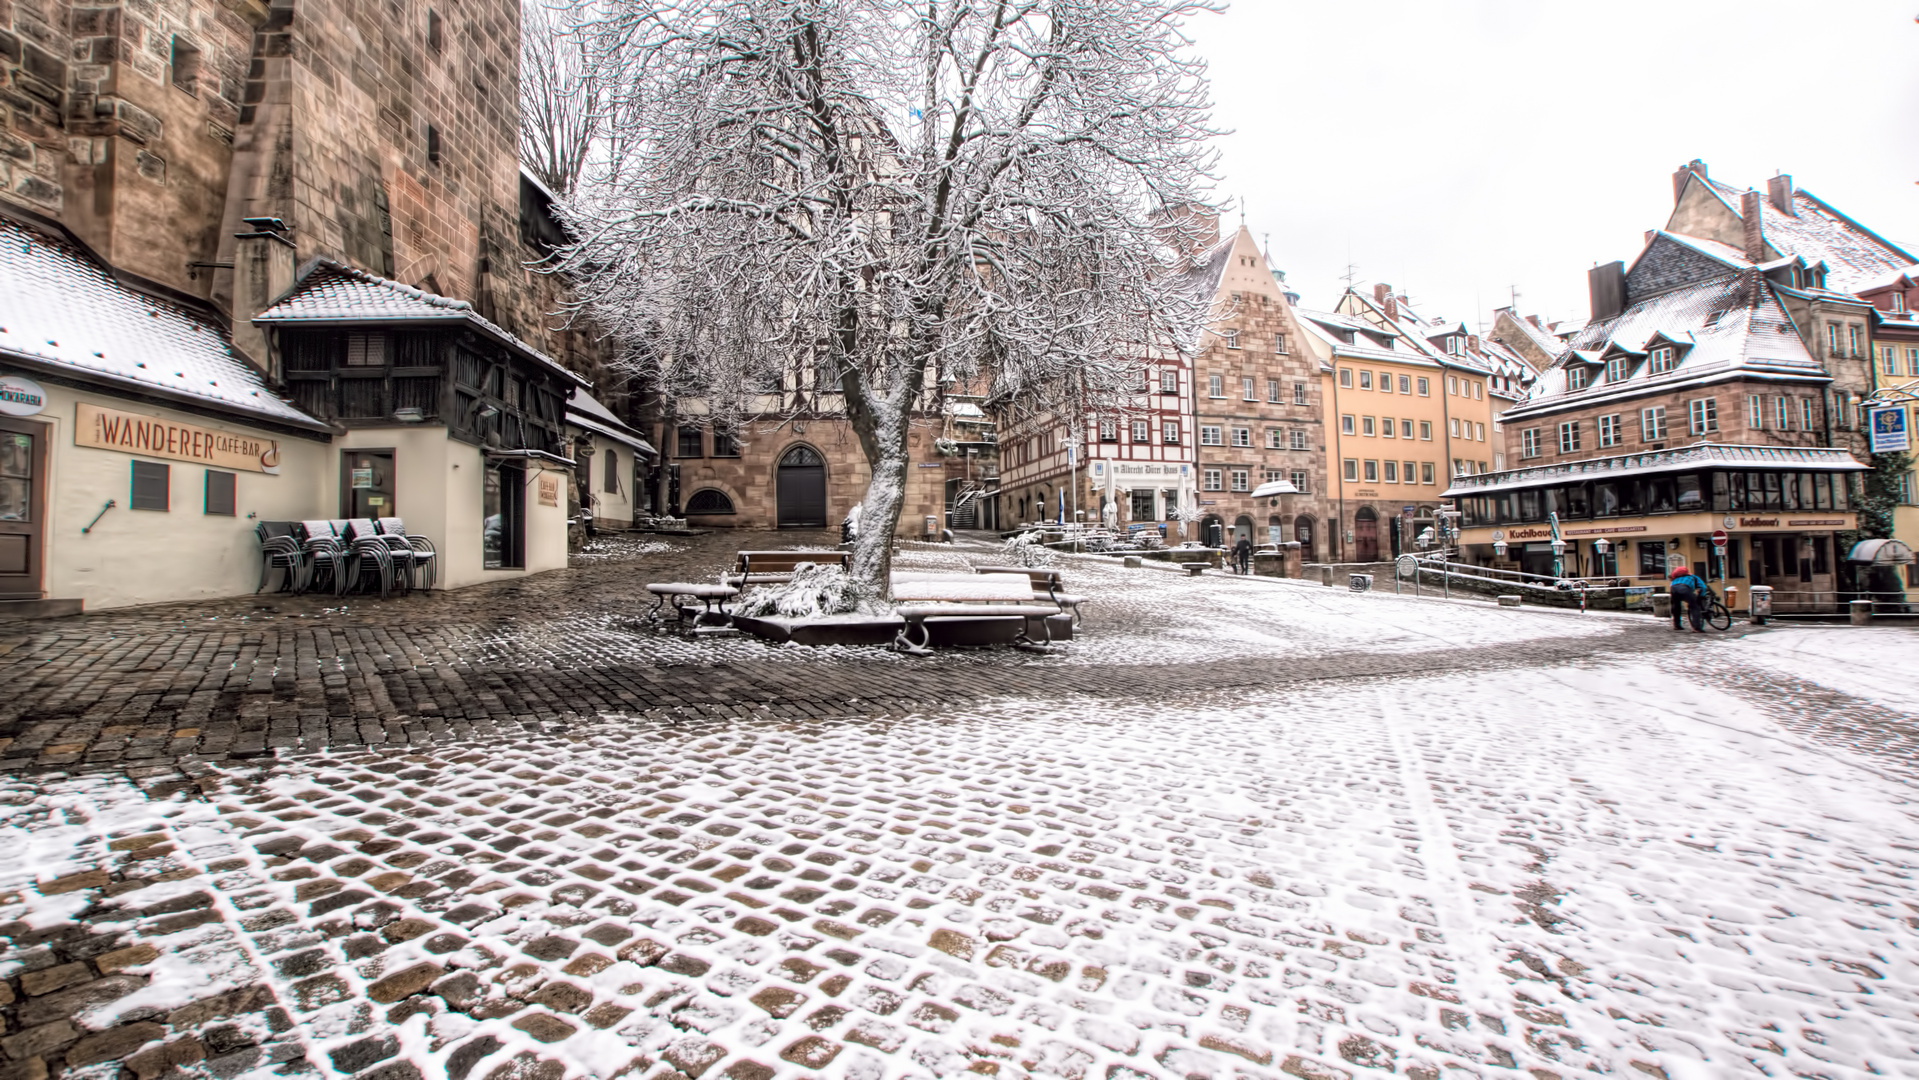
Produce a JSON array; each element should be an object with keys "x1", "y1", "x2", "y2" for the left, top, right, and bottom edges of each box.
[{"x1": 5, "y1": 613, "x2": 1917, "y2": 1080}]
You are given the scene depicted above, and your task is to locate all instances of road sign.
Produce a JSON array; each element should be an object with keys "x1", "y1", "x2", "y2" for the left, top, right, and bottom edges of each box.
[{"x1": 1711, "y1": 528, "x2": 1729, "y2": 550}]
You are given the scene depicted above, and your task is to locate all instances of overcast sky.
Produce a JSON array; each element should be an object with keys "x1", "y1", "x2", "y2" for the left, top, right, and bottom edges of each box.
[{"x1": 1187, "y1": 0, "x2": 1919, "y2": 332}]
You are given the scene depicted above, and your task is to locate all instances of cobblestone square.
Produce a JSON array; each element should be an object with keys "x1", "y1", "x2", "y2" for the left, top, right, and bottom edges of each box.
[{"x1": 2, "y1": 535, "x2": 1916, "y2": 1080}]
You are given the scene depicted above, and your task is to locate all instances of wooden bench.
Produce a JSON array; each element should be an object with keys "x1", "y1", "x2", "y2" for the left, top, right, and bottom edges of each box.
[
  {"x1": 971, "y1": 564, "x2": 1087, "y2": 625},
  {"x1": 891, "y1": 573, "x2": 1060, "y2": 654},
  {"x1": 724, "y1": 550, "x2": 850, "y2": 589},
  {"x1": 645, "y1": 582, "x2": 739, "y2": 626}
]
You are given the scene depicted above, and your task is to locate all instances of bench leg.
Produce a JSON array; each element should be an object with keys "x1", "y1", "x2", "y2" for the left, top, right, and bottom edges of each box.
[
  {"x1": 894, "y1": 618, "x2": 933, "y2": 655},
  {"x1": 646, "y1": 593, "x2": 667, "y2": 624}
]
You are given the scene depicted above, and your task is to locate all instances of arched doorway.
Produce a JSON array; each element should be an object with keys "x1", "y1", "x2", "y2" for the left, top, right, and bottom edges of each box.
[
  {"x1": 1294, "y1": 515, "x2": 1315, "y2": 560},
  {"x1": 776, "y1": 445, "x2": 826, "y2": 527},
  {"x1": 1233, "y1": 515, "x2": 1254, "y2": 546},
  {"x1": 1354, "y1": 506, "x2": 1379, "y2": 562}
]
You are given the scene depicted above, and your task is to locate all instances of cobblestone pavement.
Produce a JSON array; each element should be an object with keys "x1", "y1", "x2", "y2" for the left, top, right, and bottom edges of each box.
[{"x1": 4, "y1": 532, "x2": 1919, "y2": 1080}]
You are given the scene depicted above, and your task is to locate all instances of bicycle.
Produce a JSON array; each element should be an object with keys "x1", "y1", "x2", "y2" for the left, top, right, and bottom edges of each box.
[{"x1": 1701, "y1": 588, "x2": 1733, "y2": 631}]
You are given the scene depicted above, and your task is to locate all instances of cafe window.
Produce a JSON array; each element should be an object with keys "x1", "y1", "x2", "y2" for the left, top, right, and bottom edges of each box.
[
  {"x1": 1675, "y1": 473, "x2": 1703, "y2": 511},
  {"x1": 676, "y1": 425, "x2": 704, "y2": 457},
  {"x1": 1811, "y1": 535, "x2": 1830, "y2": 575},
  {"x1": 482, "y1": 462, "x2": 526, "y2": 570},
  {"x1": 130, "y1": 461, "x2": 169, "y2": 511},
  {"x1": 204, "y1": 470, "x2": 236, "y2": 516},
  {"x1": 1638, "y1": 540, "x2": 1666, "y2": 577}
]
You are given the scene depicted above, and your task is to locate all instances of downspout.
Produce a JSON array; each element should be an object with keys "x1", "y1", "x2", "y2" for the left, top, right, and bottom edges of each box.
[
  {"x1": 1440, "y1": 361, "x2": 1455, "y2": 480},
  {"x1": 1331, "y1": 355, "x2": 1345, "y2": 561}
]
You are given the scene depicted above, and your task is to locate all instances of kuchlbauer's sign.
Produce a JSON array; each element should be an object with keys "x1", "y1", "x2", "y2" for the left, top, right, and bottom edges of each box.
[{"x1": 75, "y1": 403, "x2": 281, "y2": 472}]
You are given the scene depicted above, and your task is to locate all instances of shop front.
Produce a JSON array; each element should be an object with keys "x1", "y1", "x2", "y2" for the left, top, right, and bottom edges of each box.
[
  {"x1": 1087, "y1": 458, "x2": 1194, "y2": 541},
  {"x1": 1446, "y1": 444, "x2": 1866, "y2": 612}
]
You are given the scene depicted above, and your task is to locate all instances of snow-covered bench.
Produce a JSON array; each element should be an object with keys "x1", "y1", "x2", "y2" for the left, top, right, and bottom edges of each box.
[
  {"x1": 970, "y1": 564, "x2": 1087, "y2": 625},
  {"x1": 890, "y1": 573, "x2": 1061, "y2": 654},
  {"x1": 724, "y1": 549, "x2": 849, "y2": 589}
]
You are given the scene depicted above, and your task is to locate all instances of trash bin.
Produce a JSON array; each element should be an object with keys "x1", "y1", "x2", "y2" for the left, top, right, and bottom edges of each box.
[
  {"x1": 1749, "y1": 584, "x2": 1772, "y2": 625},
  {"x1": 1349, "y1": 573, "x2": 1373, "y2": 593},
  {"x1": 1849, "y1": 598, "x2": 1873, "y2": 626}
]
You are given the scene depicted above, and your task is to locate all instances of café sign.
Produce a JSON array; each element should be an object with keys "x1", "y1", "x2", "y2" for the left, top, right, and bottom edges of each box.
[{"x1": 75, "y1": 402, "x2": 281, "y2": 473}]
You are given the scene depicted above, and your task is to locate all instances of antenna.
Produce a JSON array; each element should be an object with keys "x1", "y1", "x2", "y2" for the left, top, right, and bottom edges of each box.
[
  {"x1": 1509, "y1": 284, "x2": 1522, "y2": 311},
  {"x1": 1340, "y1": 261, "x2": 1361, "y2": 289}
]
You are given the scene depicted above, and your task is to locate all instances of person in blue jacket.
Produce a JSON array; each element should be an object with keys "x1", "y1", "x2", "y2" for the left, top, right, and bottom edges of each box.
[{"x1": 1667, "y1": 564, "x2": 1710, "y2": 632}]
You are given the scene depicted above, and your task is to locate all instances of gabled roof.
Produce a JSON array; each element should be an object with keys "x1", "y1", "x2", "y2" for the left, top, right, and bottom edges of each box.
[
  {"x1": 1698, "y1": 175, "x2": 1916, "y2": 293},
  {"x1": 1856, "y1": 264, "x2": 1919, "y2": 294},
  {"x1": 565, "y1": 388, "x2": 655, "y2": 456},
  {"x1": 0, "y1": 216, "x2": 330, "y2": 433},
  {"x1": 1504, "y1": 271, "x2": 1825, "y2": 421},
  {"x1": 1338, "y1": 288, "x2": 1495, "y2": 375},
  {"x1": 256, "y1": 258, "x2": 590, "y2": 388}
]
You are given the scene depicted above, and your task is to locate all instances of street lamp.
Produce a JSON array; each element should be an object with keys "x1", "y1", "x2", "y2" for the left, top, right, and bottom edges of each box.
[
  {"x1": 1492, "y1": 538, "x2": 1508, "y2": 559},
  {"x1": 1549, "y1": 537, "x2": 1567, "y2": 579}
]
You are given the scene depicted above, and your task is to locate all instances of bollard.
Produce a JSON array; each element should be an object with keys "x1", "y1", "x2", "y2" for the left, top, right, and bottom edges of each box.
[
  {"x1": 1497, "y1": 595, "x2": 1522, "y2": 608},
  {"x1": 1652, "y1": 593, "x2": 1671, "y2": 619},
  {"x1": 1320, "y1": 565, "x2": 1334, "y2": 587},
  {"x1": 1123, "y1": 556, "x2": 1142, "y2": 568},
  {"x1": 1749, "y1": 584, "x2": 1772, "y2": 625},
  {"x1": 1850, "y1": 598, "x2": 1873, "y2": 626}
]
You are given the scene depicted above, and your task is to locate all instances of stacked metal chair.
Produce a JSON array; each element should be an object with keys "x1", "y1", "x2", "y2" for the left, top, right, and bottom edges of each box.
[
  {"x1": 339, "y1": 519, "x2": 397, "y2": 597},
  {"x1": 376, "y1": 518, "x2": 437, "y2": 591},
  {"x1": 297, "y1": 520, "x2": 345, "y2": 595},
  {"x1": 254, "y1": 522, "x2": 305, "y2": 593}
]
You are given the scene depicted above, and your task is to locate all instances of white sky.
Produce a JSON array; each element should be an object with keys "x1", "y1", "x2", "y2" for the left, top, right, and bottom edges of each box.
[{"x1": 1188, "y1": 0, "x2": 1919, "y2": 331}]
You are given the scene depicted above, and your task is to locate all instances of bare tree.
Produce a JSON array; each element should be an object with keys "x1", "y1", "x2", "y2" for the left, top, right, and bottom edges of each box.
[
  {"x1": 554, "y1": 0, "x2": 1220, "y2": 608},
  {"x1": 519, "y1": 1, "x2": 604, "y2": 196}
]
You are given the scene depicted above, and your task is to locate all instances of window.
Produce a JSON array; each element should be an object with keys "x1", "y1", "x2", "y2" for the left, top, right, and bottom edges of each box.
[
  {"x1": 1275, "y1": 333, "x2": 1288, "y2": 354},
  {"x1": 1379, "y1": 371, "x2": 1392, "y2": 388},
  {"x1": 426, "y1": 123, "x2": 442, "y2": 164},
  {"x1": 1397, "y1": 375, "x2": 1410, "y2": 394},
  {"x1": 1396, "y1": 420, "x2": 1409, "y2": 439},
  {"x1": 1605, "y1": 356, "x2": 1628, "y2": 383},
  {"x1": 1449, "y1": 418, "x2": 1460, "y2": 438},
  {"x1": 1264, "y1": 468, "x2": 1283, "y2": 485},
  {"x1": 170, "y1": 36, "x2": 202, "y2": 94},
  {"x1": 204, "y1": 470, "x2": 235, "y2": 515},
  {"x1": 815, "y1": 355, "x2": 842, "y2": 390},
  {"x1": 1291, "y1": 470, "x2": 1310, "y2": 493},
  {"x1": 1131, "y1": 420, "x2": 1149, "y2": 443},
  {"x1": 1098, "y1": 418, "x2": 1118, "y2": 442},
  {"x1": 604, "y1": 450, "x2": 621, "y2": 493},
  {"x1": 1558, "y1": 421, "x2": 1580, "y2": 454},
  {"x1": 1360, "y1": 371, "x2": 1373, "y2": 390},
  {"x1": 1383, "y1": 461, "x2": 1398, "y2": 483},
  {"x1": 1341, "y1": 414, "x2": 1355, "y2": 435},
  {"x1": 1203, "y1": 469, "x2": 1223, "y2": 492},
  {"x1": 1381, "y1": 417, "x2": 1396, "y2": 439},
  {"x1": 427, "y1": 8, "x2": 444, "y2": 51},
  {"x1": 1293, "y1": 383, "x2": 1307, "y2": 405},
  {"x1": 1229, "y1": 469, "x2": 1249, "y2": 492},
  {"x1": 1404, "y1": 460, "x2": 1417, "y2": 483},
  {"x1": 676, "y1": 425, "x2": 703, "y2": 457},
  {"x1": 1638, "y1": 540, "x2": 1667, "y2": 578},
  {"x1": 1749, "y1": 394, "x2": 1764, "y2": 430},
  {"x1": 1363, "y1": 460, "x2": 1379, "y2": 482},
  {"x1": 1223, "y1": 329, "x2": 1241, "y2": 349},
  {"x1": 1827, "y1": 323, "x2": 1840, "y2": 355},
  {"x1": 130, "y1": 461, "x2": 169, "y2": 511},
  {"x1": 1567, "y1": 366, "x2": 1588, "y2": 390},
  {"x1": 1908, "y1": 347, "x2": 1919, "y2": 377},
  {"x1": 711, "y1": 431, "x2": 739, "y2": 457},
  {"x1": 482, "y1": 463, "x2": 525, "y2": 569},
  {"x1": 1688, "y1": 397, "x2": 1718, "y2": 435},
  {"x1": 1598, "y1": 413, "x2": 1620, "y2": 448},
  {"x1": 1419, "y1": 420, "x2": 1432, "y2": 440},
  {"x1": 1267, "y1": 429, "x2": 1284, "y2": 449},
  {"x1": 1894, "y1": 292, "x2": 1907, "y2": 314},
  {"x1": 1641, "y1": 406, "x2": 1666, "y2": 442},
  {"x1": 1242, "y1": 377, "x2": 1256, "y2": 401},
  {"x1": 1802, "y1": 398, "x2": 1814, "y2": 430},
  {"x1": 1342, "y1": 459, "x2": 1358, "y2": 482},
  {"x1": 1339, "y1": 368, "x2": 1354, "y2": 388},
  {"x1": 346, "y1": 333, "x2": 385, "y2": 366},
  {"x1": 1849, "y1": 324, "x2": 1862, "y2": 357},
  {"x1": 1231, "y1": 427, "x2": 1251, "y2": 448},
  {"x1": 1649, "y1": 346, "x2": 1676, "y2": 374},
  {"x1": 1421, "y1": 462, "x2": 1435, "y2": 485},
  {"x1": 1521, "y1": 428, "x2": 1540, "y2": 458},
  {"x1": 1362, "y1": 417, "x2": 1376, "y2": 437},
  {"x1": 1417, "y1": 377, "x2": 1430, "y2": 396},
  {"x1": 1884, "y1": 347, "x2": 1899, "y2": 377},
  {"x1": 1161, "y1": 370, "x2": 1178, "y2": 394},
  {"x1": 1208, "y1": 374, "x2": 1224, "y2": 398},
  {"x1": 1473, "y1": 382, "x2": 1482, "y2": 400},
  {"x1": 1162, "y1": 421, "x2": 1179, "y2": 444},
  {"x1": 1447, "y1": 376, "x2": 1457, "y2": 395},
  {"x1": 1453, "y1": 458, "x2": 1464, "y2": 475},
  {"x1": 684, "y1": 489, "x2": 735, "y2": 514},
  {"x1": 1290, "y1": 430, "x2": 1308, "y2": 451},
  {"x1": 1267, "y1": 379, "x2": 1281, "y2": 403},
  {"x1": 1200, "y1": 425, "x2": 1223, "y2": 446}
]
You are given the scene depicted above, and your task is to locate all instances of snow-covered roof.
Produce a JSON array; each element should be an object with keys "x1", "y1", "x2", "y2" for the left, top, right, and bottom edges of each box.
[
  {"x1": 256, "y1": 258, "x2": 590, "y2": 388},
  {"x1": 565, "y1": 388, "x2": 655, "y2": 456},
  {"x1": 1700, "y1": 176, "x2": 1915, "y2": 293},
  {"x1": 1503, "y1": 272, "x2": 1824, "y2": 422},
  {"x1": 1442, "y1": 442, "x2": 1865, "y2": 498},
  {"x1": 0, "y1": 216, "x2": 331, "y2": 433},
  {"x1": 1855, "y1": 264, "x2": 1919, "y2": 294},
  {"x1": 1336, "y1": 290, "x2": 1496, "y2": 375}
]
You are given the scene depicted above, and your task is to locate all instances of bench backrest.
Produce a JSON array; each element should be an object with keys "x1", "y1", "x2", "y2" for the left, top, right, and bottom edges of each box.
[
  {"x1": 972, "y1": 565, "x2": 1061, "y2": 585},
  {"x1": 736, "y1": 550, "x2": 850, "y2": 574},
  {"x1": 892, "y1": 573, "x2": 1034, "y2": 603}
]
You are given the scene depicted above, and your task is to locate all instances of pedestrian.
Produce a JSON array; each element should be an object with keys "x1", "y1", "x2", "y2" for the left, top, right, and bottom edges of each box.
[
  {"x1": 1233, "y1": 534, "x2": 1253, "y2": 576},
  {"x1": 1667, "y1": 564, "x2": 1710, "y2": 633}
]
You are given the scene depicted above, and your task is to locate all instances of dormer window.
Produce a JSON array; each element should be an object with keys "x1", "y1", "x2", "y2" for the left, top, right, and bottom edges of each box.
[
  {"x1": 1447, "y1": 336, "x2": 1463, "y2": 355},
  {"x1": 1649, "y1": 345, "x2": 1677, "y2": 374},
  {"x1": 1892, "y1": 292, "x2": 1906, "y2": 314},
  {"x1": 1566, "y1": 366, "x2": 1589, "y2": 391},
  {"x1": 1606, "y1": 355, "x2": 1629, "y2": 383}
]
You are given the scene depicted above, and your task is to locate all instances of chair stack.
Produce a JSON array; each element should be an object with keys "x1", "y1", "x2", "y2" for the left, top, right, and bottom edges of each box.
[
  {"x1": 254, "y1": 522, "x2": 304, "y2": 594},
  {"x1": 254, "y1": 519, "x2": 440, "y2": 598},
  {"x1": 376, "y1": 517, "x2": 437, "y2": 592}
]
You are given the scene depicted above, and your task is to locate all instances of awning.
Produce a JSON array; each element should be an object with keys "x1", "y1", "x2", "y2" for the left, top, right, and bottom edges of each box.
[
  {"x1": 1249, "y1": 479, "x2": 1300, "y2": 498},
  {"x1": 1847, "y1": 538, "x2": 1914, "y2": 565},
  {"x1": 568, "y1": 411, "x2": 657, "y2": 457}
]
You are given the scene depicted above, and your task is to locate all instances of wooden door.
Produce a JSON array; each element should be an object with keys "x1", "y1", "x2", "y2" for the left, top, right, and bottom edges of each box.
[
  {"x1": 776, "y1": 445, "x2": 826, "y2": 528},
  {"x1": 0, "y1": 419, "x2": 46, "y2": 599},
  {"x1": 1353, "y1": 508, "x2": 1379, "y2": 562}
]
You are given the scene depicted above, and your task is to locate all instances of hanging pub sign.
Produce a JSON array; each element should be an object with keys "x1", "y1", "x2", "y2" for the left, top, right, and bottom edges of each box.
[
  {"x1": 1868, "y1": 405, "x2": 1909, "y2": 453},
  {"x1": 75, "y1": 402, "x2": 281, "y2": 472}
]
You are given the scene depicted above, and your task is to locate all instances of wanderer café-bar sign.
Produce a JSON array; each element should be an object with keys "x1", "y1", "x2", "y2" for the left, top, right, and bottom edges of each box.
[{"x1": 75, "y1": 403, "x2": 282, "y2": 473}]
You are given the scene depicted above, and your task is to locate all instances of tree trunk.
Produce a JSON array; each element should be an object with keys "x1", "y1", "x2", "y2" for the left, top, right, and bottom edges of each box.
[{"x1": 847, "y1": 439, "x2": 909, "y2": 610}]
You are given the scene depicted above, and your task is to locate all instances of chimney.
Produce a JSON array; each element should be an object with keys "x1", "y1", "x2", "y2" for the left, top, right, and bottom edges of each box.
[
  {"x1": 1739, "y1": 190, "x2": 1766, "y2": 263},
  {"x1": 1767, "y1": 173, "x2": 1796, "y2": 217},
  {"x1": 1644, "y1": 229, "x2": 1656, "y2": 246},
  {"x1": 1588, "y1": 260, "x2": 1626, "y2": 321},
  {"x1": 1525, "y1": 314, "x2": 1543, "y2": 329},
  {"x1": 1373, "y1": 282, "x2": 1398, "y2": 321},
  {"x1": 1671, "y1": 159, "x2": 1707, "y2": 203},
  {"x1": 1467, "y1": 334, "x2": 1480, "y2": 352},
  {"x1": 230, "y1": 217, "x2": 296, "y2": 379}
]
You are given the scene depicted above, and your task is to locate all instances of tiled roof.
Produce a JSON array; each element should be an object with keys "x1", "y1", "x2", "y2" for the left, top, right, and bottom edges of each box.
[
  {"x1": 0, "y1": 217, "x2": 329, "y2": 432},
  {"x1": 256, "y1": 258, "x2": 590, "y2": 387},
  {"x1": 1702, "y1": 177, "x2": 1915, "y2": 293},
  {"x1": 1504, "y1": 273, "x2": 1824, "y2": 421},
  {"x1": 1442, "y1": 441, "x2": 1865, "y2": 498},
  {"x1": 565, "y1": 388, "x2": 655, "y2": 456}
]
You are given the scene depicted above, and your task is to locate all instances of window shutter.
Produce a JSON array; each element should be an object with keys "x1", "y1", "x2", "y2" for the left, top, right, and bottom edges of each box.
[
  {"x1": 131, "y1": 461, "x2": 170, "y2": 511},
  {"x1": 205, "y1": 470, "x2": 236, "y2": 515}
]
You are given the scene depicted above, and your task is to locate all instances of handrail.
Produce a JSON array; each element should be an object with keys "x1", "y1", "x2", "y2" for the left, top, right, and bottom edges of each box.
[{"x1": 81, "y1": 499, "x2": 116, "y2": 535}]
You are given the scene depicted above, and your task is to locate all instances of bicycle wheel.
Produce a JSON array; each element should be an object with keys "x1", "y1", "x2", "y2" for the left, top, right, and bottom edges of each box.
[{"x1": 1706, "y1": 601, "x2": 1732, "y2": 631}]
